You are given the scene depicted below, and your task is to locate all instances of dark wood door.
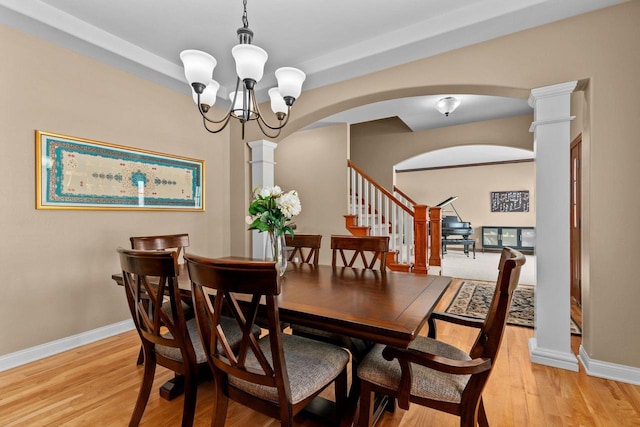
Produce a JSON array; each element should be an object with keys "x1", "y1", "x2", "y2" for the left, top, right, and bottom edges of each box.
[{"x1": 570, "y1": 135, "x2": 582, "y2": 305}]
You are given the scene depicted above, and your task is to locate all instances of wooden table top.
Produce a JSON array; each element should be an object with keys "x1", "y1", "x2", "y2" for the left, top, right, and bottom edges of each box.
[{"x1": 113, "y1": 261, "x2": 451, "y2": 348}]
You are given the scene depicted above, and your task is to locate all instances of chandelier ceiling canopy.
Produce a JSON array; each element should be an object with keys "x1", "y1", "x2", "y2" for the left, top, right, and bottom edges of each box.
[{"x1": 180, "y1": 0, "x2": 305, "y2": 139}]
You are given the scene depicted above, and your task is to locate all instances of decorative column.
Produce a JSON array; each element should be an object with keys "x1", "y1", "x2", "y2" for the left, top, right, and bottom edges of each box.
[
  {"x1": 528, "y1": 81, "x2": 578, "y2": 371},
  {"x1": 248, "y1": 140, "x2": 277, "y2": 259}
]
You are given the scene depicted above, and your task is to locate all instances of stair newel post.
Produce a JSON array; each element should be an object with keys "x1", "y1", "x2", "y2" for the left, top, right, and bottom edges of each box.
[
  {"x1": 429, "y1": 207, "x2": 442, "y2": 267},
  {"x1": 413, "y1": 205, "x2": 428, "y2": 274}
]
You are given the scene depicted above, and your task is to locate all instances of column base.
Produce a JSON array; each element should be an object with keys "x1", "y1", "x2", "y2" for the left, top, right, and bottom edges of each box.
[{"x1": 528, "y1": 337, "x2": 579, "y2": 372}]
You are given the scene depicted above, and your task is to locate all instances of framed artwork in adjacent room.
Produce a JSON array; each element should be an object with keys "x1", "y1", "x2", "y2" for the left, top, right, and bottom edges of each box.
[{"x1": 490, "y1": 190, "x2": 529, "y2": 212}]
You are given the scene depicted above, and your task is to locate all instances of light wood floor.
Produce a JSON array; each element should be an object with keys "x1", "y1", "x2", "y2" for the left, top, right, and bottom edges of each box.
[{"x1": 1, "y1": 279, "x2": 639, "y2": 426}]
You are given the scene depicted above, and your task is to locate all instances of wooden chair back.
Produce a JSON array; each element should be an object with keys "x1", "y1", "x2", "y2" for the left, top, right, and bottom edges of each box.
[
  {"x1": 130, "y1": 233, "x2": 190, "y2": 263},
  {"x1": 185, "y1": 255, "x2": 290, "y2": 410},
  {"x1": 470, "y1": 247, "x2": 525, "y2": 361},
  {"x1": 117, "y1": 247, "x2": 201, "y2": 426},
  {"x1": 331, "y1": 235, "x2": 389, "y2": 270},
  {"x1": 185, "y1": 253, "x2": 348, "y2": 426},
  {"x1": 129, "y1": 233, "x2": 192, "y2": 365},
  {"x1": 285, "y1": 233, "x2": 322, "y2": 265}
]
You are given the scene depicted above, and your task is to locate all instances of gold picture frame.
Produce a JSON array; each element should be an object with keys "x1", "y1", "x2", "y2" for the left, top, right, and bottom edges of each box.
[{"x1": 36, "y1": 131, "x2": 205, "y2": 211}]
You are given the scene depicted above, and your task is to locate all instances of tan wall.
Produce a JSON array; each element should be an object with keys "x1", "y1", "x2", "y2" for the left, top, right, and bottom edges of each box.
[
  {"x1": 263, "y1": 2, "x2": 640, "y2": 367},
  {"x1": 395, "y1": 162, "x2": 536, "y2": 247},
  {"x1": 351, "y1": 114, "x2": 534, "y2": 190},
  {"x1": 0, "y1": 25, "x2": 230, "y2": 355},
  {"x1": 274, "y1": 124, "x2": 350, "y2": 265}
]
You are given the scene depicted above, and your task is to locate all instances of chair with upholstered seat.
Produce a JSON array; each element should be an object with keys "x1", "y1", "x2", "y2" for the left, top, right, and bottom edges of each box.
[
  {"x1": 357, "y1": 247, "x2": 526, "y2": 427},
  {"x1": 185, "y1": 254, "x2": 349, "y2": 427},
  {"x1": 285, "y1": 233, "x2": 322, "y2": 265},
  {"x1": 292, "y1": 235, "x2": 390, "y2": 383},
  {"x1": 117, "y1": 248, "x2": 208, "y2": 427},
  {"x1": 129, "y1": 233, "x2": 192, "y2": 365},
  {"x1": 331, "y1": 235, "x2": 389, "y2": 270}
]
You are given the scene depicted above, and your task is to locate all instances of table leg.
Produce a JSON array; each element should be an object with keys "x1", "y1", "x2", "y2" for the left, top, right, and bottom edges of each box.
[{"x1": 159, "y1": 374, "x2": 184, "y2": 400}]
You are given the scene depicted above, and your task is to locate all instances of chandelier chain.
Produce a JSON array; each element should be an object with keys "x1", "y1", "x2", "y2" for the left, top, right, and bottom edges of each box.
[{"x1": 242, "y1": 0, "x2": 249, "y2": 29}]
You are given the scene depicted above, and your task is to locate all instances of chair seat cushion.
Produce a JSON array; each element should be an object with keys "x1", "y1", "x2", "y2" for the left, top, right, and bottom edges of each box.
[
  {"x1": 357, "y1": 336, "x2": 471, "y2": 404},
  {"x1": 230, "y1": 334, "x2": 349, "y2": 405},
  {"x1": 291, "y1": 324, "x2": 373, "y2": 362},
  {"x1": 157, "y1": 316, "x2": 259, "y2": 364},
  {"x1": 156, "y1": 318, "x2": 208, "y2": 364}
]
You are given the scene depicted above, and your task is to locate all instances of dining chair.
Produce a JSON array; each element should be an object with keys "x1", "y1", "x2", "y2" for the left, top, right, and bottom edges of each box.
[
  {"x1": 130, "y1": 233, "x2": 190, "y2": 263},
  {"x1": 331, "y1": 235, "x2": 389, "y2": 270},
  {"x1": 357, "y1": 247, "x2": 526, "y2": 427},
  {"x1": 129, "y1": 233, "x2": 192, "y2": 365},
  {"x1": 292, "y1": 235, "x2": 390, "y2": 385},
  {"x1": 117, "y1": 247, "x2": 208, "y2": 427},
  {"x1": 285, "y1": 233, "x2": 322, "y2": 265},
  {"x1": 184, "y1": 254, "x2": 350, "y2": 427}
]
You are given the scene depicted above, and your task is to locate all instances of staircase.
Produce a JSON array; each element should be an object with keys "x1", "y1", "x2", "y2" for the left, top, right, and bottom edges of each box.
[{"x1": 344, "y1": 160, "x2": 442, "y2": 273}]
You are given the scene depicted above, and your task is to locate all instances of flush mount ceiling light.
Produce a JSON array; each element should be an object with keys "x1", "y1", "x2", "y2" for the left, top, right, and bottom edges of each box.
[
  {"x1": 180, "y1": 0, "x2": 305, "y2": 139},
  {"x1": 435, "y1": 96, "x2": 461, "y2": 117}
]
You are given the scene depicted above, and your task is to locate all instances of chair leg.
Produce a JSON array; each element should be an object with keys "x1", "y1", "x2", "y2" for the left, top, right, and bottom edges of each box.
[
  {"x1": 181, "y1": 373, "x2": 198, "y2": 427},
  {"x1": 129, "y1": 352, "x2": 156, "y2": 427},
  {"x1": 460, "y1": 403, "x2": 479, "y2": 427},
  {"x1": 211, "y1": 375, "x2": 229, "y2": 427},
  {"x1": 136, "y1": 346, "x2": 144, "y2": 365},
  {"x1": 334, "y1": 368, "x2": 348, "y2": 423},
  {"x1": 478, "y1": 397, "x2": 489, "y2": 427},
  {"x1": 359, "y1": 381, "x2": 374, "y2": 427}
]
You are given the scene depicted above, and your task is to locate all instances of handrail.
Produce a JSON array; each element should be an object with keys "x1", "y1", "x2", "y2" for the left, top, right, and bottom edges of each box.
[
  {"x1": 345, "y1": 161, "x2": 439, "y2": 272},
  {"x1": 347, "y1": 160, "x2": 413, "y2": 216},
  {"x1": 393, "y1": 185, "x2": 418, "y2": 207}
]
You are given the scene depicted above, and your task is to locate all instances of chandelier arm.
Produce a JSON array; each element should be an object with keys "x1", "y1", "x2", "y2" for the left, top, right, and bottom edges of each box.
[
  {"x1": 256, "y1": 115, "x2": 282, "y2": 139},
  {"x1": 201, "y1": 112, "x2": 234, "y2": 134},
  {"x1": 195, "y1": 77, "x2": 242, "y2": 125},
  {"x1": 252, "y1": 97, "x2": 291, "y2": 131}
]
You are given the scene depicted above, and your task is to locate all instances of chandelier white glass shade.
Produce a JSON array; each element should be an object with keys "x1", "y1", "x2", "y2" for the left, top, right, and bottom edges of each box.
[
  {"x1": 435, "y1": 96, "x2": 461, "y2": 117},
  {"x1": 180, "y1": 0, "x2": 305, "y2": 138}
]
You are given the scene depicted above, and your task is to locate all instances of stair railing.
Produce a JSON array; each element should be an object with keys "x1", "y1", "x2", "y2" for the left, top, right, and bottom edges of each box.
[
  {"x1": 393, "y1": 185, "x2": 417, "y2": 210},
  {"x1": 348, "y1": 161, "x2": 416, "y2": 265}
]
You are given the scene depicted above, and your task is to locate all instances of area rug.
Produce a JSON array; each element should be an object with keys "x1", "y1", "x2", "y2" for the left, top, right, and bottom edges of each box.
[{"x1": 445, "y1": 281, "x2": 581, "y2": 335}]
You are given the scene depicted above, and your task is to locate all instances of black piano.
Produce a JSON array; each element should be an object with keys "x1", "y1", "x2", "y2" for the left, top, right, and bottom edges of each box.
[{"x1": 437, "y1": 197, "x2": 476, "y2": 258}]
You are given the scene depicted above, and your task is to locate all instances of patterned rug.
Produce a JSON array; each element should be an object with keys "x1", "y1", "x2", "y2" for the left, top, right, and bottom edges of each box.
[{"x1": 445, "y1": 281, "x2": 581, "y2": 335}]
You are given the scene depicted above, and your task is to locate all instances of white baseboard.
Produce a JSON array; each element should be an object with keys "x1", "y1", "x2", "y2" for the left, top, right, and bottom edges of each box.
[
  {"x1": 579, "y1": 345, "x2": 640, "y2": 385},
  {"x1": 528, "y1": 337, "x2": 579, "y2": 371},
  {"x1": 0, "y1": 319, "x2": 135, "y2": 372}
]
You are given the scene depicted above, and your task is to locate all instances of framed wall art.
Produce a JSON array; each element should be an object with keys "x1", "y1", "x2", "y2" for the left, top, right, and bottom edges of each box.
[
  {"x1": 36, "y1": 131, "x2": 204, "y2": 211},
  {"x1": 490, "y1": 190, "x2": 529, "y2": 212}
]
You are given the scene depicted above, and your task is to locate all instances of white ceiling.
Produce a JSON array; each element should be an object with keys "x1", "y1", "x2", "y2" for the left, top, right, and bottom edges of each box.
[{"x1": 0, "y1": 0, "x2": 620, "y2": 165}]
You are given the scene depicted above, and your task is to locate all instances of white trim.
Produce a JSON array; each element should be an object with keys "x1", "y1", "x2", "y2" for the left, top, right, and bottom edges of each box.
[
  {"x1": 247, "y1": 160, "x2": 277, "y2": 165},
  {"x1": 579, "y1": 345, "x2": 640, "y2": 385},
  {"x1": 529, "y1": 337, "x2": 579, "y2": 372},
  {"x1": 528, "y1": 81, "x2": 578, "y2": 107},
  {"x1": 529, "y1": 116, "x2": 576, "y2": 132},
  {"x1": 0, "y1": 320, "x2": 135, "y2": 372}
]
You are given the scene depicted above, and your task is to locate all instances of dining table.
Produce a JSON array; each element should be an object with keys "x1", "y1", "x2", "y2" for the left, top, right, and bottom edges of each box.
[{"x1": 112, "y1": 259, "x2": 452, "y2": 426}]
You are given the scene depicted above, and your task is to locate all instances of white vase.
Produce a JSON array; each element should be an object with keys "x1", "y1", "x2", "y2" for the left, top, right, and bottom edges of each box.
[{"x1": 265, "y1": 231, "x2": 287, "y2": 276}]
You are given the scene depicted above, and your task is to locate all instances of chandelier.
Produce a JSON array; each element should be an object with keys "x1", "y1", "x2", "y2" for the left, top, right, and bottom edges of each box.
[{"x1": 180, "y1": 0, "x2": 305, "y2": 139}]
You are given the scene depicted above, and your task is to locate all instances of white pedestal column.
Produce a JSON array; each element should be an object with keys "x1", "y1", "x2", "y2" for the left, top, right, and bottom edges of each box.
[
  {"x1": 248, "y1": 140, "x2": 277, "y2": 259},
  {"x1": 528, "y1": 81, "x2": 579, "y2": 371}
]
